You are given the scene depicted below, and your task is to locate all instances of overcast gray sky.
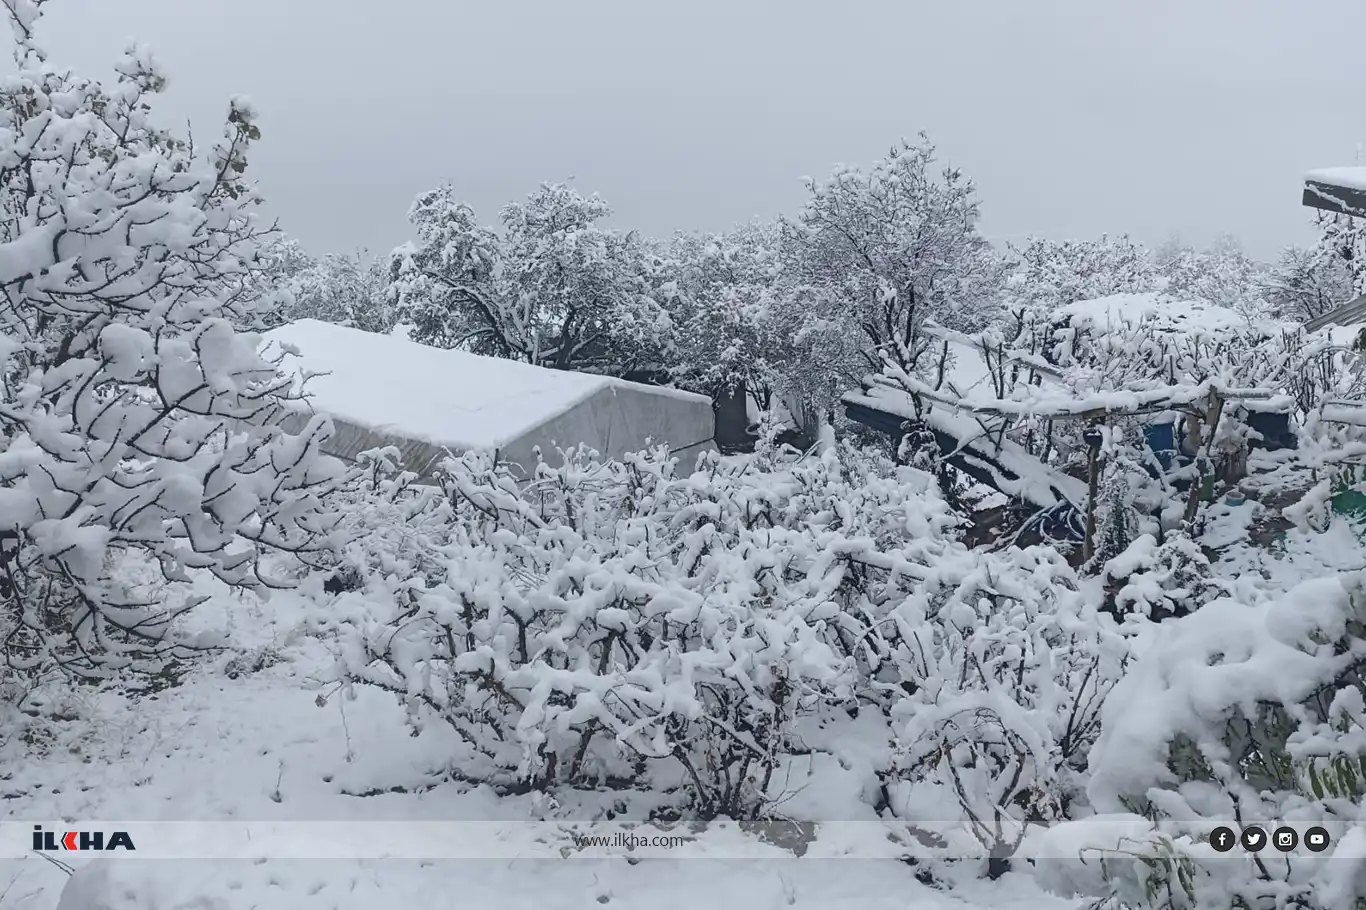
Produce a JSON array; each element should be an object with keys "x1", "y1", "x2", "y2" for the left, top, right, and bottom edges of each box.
[{"x1": 29, "y1": 0, "x2": 1366, "y2": 260}]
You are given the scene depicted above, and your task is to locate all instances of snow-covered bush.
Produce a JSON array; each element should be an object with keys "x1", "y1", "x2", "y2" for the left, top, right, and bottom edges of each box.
[
  {"x1": 1039, "y1": 573, "x2": 1366, "y2": 910},
  {"x1": 0, "y1": 4, "x2": 347, "y2": 679},
  {"x1": 885, "y1": 546, "x2": 1127, "y2": 869},
  {"x1": 330, "y1": 445, "x2": 872, "y2": 817},
  {"x1": 1101, "y1": 532, "x2": 1225, "y2": 621},
  {"x1": 327, "y1": 440, "x2": 1130, "y2": 834}
]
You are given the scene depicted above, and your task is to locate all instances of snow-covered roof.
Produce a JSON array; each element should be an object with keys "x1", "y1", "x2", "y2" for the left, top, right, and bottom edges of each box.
[
  {"x1": 1306, "y1": 295, "x2": 1366, "y2": 334},
  {"x1": 261, "y1": 320, "x2": 707, "y2": 451},
  {"x1": 1306, "y1": 167, "x2": 1366, "y2": 192},
  {"x1": 1057, "y1": 293, "x2": 1254, "y2": 335},
  {"x1": 1304, "y1": 168, "x2": 1366, "y2": 218}
]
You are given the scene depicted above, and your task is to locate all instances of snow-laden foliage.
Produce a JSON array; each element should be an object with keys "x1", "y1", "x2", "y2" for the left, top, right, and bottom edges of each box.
[
  {"x1": 1262, "y1": 210, "x2": 1366, "y2": 324},
  {"x1": 1153, "y1": 236, "x2": 1270, "y2": 316},
  {"x1": 330, "y1": 445, "x2": 863, "y2": 817},
  {"x1": 887, "y1": 544, "x2": 1127, "y2": 861},
  {"x1": 1100, "y1": 530, "x2": 1225, "y2": 621},
  {"x1": 0, "y1": 7, "x2": 347, "y2": 678},
  {"x1": 231, "y1": 235, "x2": 313, "y2": 328},
  {"x1": 1265, "y1": 241, "x2": 1358, "y2": 325},
  {"x1": 1037, "y1": 573, "x2": 1366, "y2": 910},
  {"x1": 661, "y1": 223, "x2": 789, "y2": 402},
  {"x1": 286, "y1": 250, "x2": 394, "y2": 335},
  {"x1": 390, "y1": 182, "x2": 672, "y2": 375},
  {"x1": 326, "y1": 440, "x2": 1125, "y2": 837},
  {"x1": 779, "y1": 135, "x2": 1010, "y2": 405},
  {"x1": 1008, "y1": 235, "x2": 1157, "y2": 311}
]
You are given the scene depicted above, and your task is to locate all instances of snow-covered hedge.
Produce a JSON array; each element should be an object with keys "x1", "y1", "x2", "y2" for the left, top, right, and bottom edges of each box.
[{"x1": 326, "y1": 442, "x2": 1126, "y2": 834}]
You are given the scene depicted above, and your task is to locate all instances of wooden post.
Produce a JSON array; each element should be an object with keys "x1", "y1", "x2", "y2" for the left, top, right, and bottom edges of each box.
[
  {"x1": 1082, "y1": 424, "x2": 1103, "y2": 562},
  {"x1": 1182, "y1": 391, "x2": 1223, "y2": 527}
]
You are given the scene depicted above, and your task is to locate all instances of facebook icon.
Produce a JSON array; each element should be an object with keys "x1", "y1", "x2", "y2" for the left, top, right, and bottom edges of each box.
[{"x1": 1209, "y1": 826, "x2": 1237, "y2": 853}]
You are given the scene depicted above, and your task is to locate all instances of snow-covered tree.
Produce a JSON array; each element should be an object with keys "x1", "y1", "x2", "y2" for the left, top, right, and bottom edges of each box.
[
  {"x1": 287, "y1": 250, "x2": 394, "y2": 334},
  {"x1": 1264, "y1": 243, "x2": 1354, "y2": 324},
  {"x1": 1008, "y1": 234, "x2": 1157, "y2": 312},
  {"x1": 391, "y1": 182, "x2": 672, "y2": 375},
  {"x1": 780, "y1": 135, "x2": 1010, "y2": 396},
  {"x1": 661, "y1": 222, "x2": 795, "y2": 405},
  {"x1": 1154, "y1": 235, "x2": 1269, "y2": 314},
  {"x1": 0, "y1": 1, "x2": 346, "y2": 679},
  {"x1": 1264, "y1": 214, "x2": 1366, "y2": 324}
]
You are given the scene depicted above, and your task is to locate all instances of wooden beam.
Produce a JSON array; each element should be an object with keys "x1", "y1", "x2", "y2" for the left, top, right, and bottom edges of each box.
[{"x1": 857, "y1": 377, "x2": 1285, "y2": 422}]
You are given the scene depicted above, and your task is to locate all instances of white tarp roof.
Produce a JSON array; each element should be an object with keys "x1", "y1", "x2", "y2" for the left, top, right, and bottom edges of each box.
[{"x1": 261, "y1": 319, "x2": 708, "y2": 452}]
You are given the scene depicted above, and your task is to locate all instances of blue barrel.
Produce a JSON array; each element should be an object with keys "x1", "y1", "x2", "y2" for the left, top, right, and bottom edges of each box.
[{"x1": 1145, "y1": 422, "x2": 1177, "y2": 471}]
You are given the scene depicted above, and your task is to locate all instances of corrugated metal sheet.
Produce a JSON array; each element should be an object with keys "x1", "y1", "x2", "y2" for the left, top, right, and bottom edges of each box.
[{"x1": 1305, "y1": 294, "x2": 1366, "y2": 333}]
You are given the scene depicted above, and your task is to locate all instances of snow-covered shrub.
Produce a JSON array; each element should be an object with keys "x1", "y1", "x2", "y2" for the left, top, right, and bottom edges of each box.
[
  {"x1": 332, "y1": 444, "x2": 885, "y2": 817},
  {"x1": 0, "y1": 5, "x2": 347, "y2": 679},
  {"x1": 1101, "y1": 532, "x2": 1225, "y2": 621},
  {"x1": 1041, "y1": 573, "x2": 1366, "y2": 910},
  {"x1": 884, "y1": 546, "x2": 1128, "y2": 870},
  {"x1": 326, "y1": 446, "x2": 455, "y2": 587},
  {"x1": 328, "y1": 439, "x2": 1131, "y2": 835}
]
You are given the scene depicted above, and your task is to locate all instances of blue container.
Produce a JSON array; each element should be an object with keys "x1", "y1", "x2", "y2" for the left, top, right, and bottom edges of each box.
[{"x1": 1145, "y1": 422, "x2": 1177, "y2": 471}]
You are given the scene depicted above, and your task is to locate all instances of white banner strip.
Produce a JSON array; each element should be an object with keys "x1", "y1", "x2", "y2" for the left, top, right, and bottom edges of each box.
[{"x1": 0, "y1": 820, "x2": 1349, "y2": 860}]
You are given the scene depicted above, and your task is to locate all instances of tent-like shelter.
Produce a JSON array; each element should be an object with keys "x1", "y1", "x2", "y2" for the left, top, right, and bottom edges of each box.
[{"x1": 262, "y1": 320, "x2": 716, "y2": 479}]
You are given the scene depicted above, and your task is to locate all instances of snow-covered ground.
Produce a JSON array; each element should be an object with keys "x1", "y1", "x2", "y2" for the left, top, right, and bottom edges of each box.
[{"x1": 0, "y1": 588, "x2": 1079, "y2": 910}]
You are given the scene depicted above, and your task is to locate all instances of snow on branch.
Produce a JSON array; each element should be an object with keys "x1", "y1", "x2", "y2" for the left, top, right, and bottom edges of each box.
[{"x1": 0, "y1": 7, "x2": 349, "y2": 679}]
